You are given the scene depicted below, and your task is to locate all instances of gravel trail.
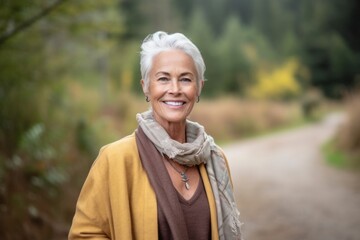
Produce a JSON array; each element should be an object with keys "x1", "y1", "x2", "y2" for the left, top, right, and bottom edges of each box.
[{"x1": 224, "y1": 113, "x2": 360, "y2": 240}]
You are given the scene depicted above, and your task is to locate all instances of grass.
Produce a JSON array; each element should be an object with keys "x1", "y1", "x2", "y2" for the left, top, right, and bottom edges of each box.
[
  {"x1": 322, "y1": 90, "x2": 360, "y2": 171},
  {"x1": 322, "y1": 139, "x2": 360, "y2": 170},
  {"x1": 322, "y1": 140, "x2": 348, "y2": 168}
]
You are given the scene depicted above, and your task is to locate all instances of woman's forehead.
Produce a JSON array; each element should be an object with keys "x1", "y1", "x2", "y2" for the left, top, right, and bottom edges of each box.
[{"x1": 151, "y1": 50, "x2": 197, "y2": 74}]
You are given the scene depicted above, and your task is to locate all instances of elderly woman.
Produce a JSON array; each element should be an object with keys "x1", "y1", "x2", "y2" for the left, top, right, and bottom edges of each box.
[{"x1": 69, "y1": 31, "x2": 242, "y2": 240}]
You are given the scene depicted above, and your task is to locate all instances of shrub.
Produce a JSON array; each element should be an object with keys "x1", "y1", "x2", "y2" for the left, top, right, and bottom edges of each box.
[
  {"x1": 335, "y1": 91, "x2": 360, "y2": 166},
  {"x1": 190, "y1": 97, "x2": 302, "y2": 142},
  {"x1": 247, "y1": 58, "x2": 303, "y2": 100}
]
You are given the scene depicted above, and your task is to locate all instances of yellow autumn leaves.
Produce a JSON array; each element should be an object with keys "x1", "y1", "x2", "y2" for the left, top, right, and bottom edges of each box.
[{"x1": 248, "y1": 58, "x2": 309, "y2": 100}]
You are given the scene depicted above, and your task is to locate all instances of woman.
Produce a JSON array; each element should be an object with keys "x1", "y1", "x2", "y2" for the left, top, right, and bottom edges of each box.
[{"x1": 69, "y1": 31, "x2": 242, "y2": 240}]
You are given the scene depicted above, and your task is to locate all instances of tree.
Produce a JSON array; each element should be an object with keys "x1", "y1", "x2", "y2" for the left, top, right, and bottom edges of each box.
[
  {"x1": 186, "y1": 8, "x2": 218, "y2": 96},
  {"x1": 299, "y1": 0, "x2": 360, "y2": 97},
  {"x1": 0, "y1": 0, "x2": 68, "y2": 45},
  {"x1": 0, "y1": 1, "x2": 124, "y2": 238},
  {"x1": 217, "y1": 16, "x2": 253, "y2": 95}
]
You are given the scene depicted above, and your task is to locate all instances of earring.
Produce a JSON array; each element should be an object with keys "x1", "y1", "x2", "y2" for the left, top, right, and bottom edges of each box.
[
  {"x1": 196, "y1": 96, "x2": 200, "y2": 103},
  {"x1": 145, "y1": 96, "x2": 150, "y2": 102}
]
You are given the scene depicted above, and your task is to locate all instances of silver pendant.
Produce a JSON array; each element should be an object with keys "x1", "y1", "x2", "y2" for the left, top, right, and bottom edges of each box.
[{"x1": 181, "y1": 173, "x2": 190, "y2": 190}]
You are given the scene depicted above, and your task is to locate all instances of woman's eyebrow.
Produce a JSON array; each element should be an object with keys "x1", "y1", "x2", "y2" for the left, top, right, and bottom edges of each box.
[
  {"x1": 180, "y1": 72, "x2": 195, "y2": 77},
  {"x1": 155, "y1": 71, "x2": 170, "y2": 76},
  {"x1": 154, "y1": 71, "x2": 195, "y2": 77}
]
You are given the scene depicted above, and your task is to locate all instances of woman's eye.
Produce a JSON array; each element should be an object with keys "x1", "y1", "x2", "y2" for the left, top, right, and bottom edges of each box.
[
  {"x1": 158, "y1": 77, "x2": 169, "y2": 81},
  {"x1": 180, "y1": 78, "x2": 192, "y2": 82}
]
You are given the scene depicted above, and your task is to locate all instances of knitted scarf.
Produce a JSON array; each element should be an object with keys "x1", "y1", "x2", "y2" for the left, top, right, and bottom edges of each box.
[{"x1": 136, "y1": 110, "x2": 242, "y2": 240}]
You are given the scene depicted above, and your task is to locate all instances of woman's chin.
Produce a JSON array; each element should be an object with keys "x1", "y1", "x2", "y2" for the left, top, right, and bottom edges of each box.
[{"x1": 156, "y1": 113, "x2": 188, "y2": 126}]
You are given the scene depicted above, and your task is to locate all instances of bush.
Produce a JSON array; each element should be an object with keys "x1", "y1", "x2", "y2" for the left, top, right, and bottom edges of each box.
[
  {"x1": 247, "y1": 58, "x2": 303, "y2": 100},
  {"x1": 190, "y1": 97, "x2": 302, "y2": 142},
  {"x1": 301, "y1": 88, "x2": 323, "y2": 120},
  {"x1": 335, "y1": 91, "x2": 360, "y2": 166}
]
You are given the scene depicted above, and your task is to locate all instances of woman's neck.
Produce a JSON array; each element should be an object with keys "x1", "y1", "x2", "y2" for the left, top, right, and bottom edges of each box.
[
  {"x1": 163, "y1": 122, "x2": 187, "y2": 143},
  {"x1": 152, "y1": 113, "x2": 187, "y2": 143}
]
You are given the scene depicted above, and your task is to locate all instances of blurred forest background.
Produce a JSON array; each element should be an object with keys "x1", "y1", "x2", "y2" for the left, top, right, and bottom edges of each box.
[{"x1": 0, "y1": 0, "x2": 359, "y2": 239}]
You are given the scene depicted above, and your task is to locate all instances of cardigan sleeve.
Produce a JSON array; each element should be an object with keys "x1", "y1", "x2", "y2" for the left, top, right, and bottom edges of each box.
[
  {"x1": 68, "y1": 147, "x2": 112, "y2": 239},
  {"x1": 68, "y1": 134, "x2": 158, "y2": 240}
]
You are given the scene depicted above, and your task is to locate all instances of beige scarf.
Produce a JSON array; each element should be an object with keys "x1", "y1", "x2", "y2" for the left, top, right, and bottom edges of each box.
[{"x1": 137, "y1": 110, "x2": 242, "y2": 240}]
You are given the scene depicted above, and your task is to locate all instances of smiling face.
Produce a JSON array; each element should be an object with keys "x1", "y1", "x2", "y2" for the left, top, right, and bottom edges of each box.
[{"x1": 142, "y1": 49, "x2": 203, "y2": 131}]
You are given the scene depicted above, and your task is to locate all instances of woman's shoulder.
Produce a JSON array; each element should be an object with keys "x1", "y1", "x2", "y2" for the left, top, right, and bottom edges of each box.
[
  {"x1": 94, "y1": 132, "x2": 139, "y2": 166},
  {"x1": 102, "y1": 132, "x2": 137, "y2": 151}
]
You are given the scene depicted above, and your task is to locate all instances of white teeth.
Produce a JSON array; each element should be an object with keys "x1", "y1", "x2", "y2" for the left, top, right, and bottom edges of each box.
[{"x1": 165, "y1": 101, "x2": 184, "y2": 106}]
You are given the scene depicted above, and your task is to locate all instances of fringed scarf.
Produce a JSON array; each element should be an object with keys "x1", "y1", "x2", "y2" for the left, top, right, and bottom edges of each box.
[{"x1": 136, "y1": 110, "x2": 242, "y2": 240}]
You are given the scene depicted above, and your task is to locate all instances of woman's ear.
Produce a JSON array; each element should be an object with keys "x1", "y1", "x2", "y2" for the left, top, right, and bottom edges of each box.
[
  {"x1": 200, "y1": 80, "x2": 205, "y2": 90},
  {"x1": 140, "y1": 79, "x2": 147, "y2": 95},
  {"x1": 198, "y1": 80, "x2": 205, "y2": 95}
]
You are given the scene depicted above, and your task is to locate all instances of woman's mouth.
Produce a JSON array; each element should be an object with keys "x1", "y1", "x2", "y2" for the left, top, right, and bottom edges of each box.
[{"x1": 164, "y1": 101, "x2": 185, "y2": 106}]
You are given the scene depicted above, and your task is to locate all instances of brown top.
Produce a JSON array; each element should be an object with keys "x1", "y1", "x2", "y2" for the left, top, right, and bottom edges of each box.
[
  {"x1": 158, "y1": 170, "x2": 212, "y2": 240},
  {"x1": 177, "y1": 177, "x2": 211, "y2": 240},
  {"x1": 136, "y1": 127, "x2": 212, "y2": 240}
]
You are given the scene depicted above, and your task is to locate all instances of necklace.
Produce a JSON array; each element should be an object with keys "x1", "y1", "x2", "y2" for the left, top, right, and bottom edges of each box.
[{"x1": 168, "y1": 160, "x2": 191, "y2": 190}]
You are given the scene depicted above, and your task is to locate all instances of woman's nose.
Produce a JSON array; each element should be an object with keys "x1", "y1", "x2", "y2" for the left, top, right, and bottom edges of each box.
[{"x1": 169, "y1": 79, "x2": 180, "y2": 93}]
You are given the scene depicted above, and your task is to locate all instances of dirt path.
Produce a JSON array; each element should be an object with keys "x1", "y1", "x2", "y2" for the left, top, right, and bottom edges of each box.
[{"x1": 223, "y1": 113, "x2": 360, "y2": 240}]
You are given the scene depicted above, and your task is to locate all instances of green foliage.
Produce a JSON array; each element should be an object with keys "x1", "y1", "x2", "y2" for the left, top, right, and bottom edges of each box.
[
  {"x1": 323, "y1": 138, "x2": 360, "y2": 170},
  {"x1": 19, "y1": 123, "x2": 67, "y2": 188},
  {"x1": 186, "y1": 8, "x2": 218, "y2": 96},
  {"x1": 217, "y1": 16, "x2": 252, "y2": 94},
  {"x1": 173, "y1": 0, "x2": 360, "y2": 98},
  {"x1": 0, "y1": 30, "x2": 46, "y2": 158},
  {"x1": 298, "y1": 0, "x2": 360, "y2": 98},
  {"x1": 0, "y1": 1, "x2": 125, "y2": 238},
  {"x1": 322, "y1": 139, "x2": 347, "y2": 168},
  {"x1": 301, "y1": 32, "x2": 359, "y2": 98},
  {"x1": 324, "y1": 91, "x2": 360, "y2": 169}
]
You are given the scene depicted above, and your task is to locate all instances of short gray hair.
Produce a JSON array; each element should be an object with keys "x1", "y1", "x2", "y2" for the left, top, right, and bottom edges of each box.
[{"x1": 140, "y1": 31, "x2": 205, "y2": 94}]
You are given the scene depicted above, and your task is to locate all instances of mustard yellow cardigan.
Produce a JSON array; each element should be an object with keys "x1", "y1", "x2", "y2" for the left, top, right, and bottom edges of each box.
[{"x1": 69, "y1": 133, "x2": 219, "y2": 239}]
